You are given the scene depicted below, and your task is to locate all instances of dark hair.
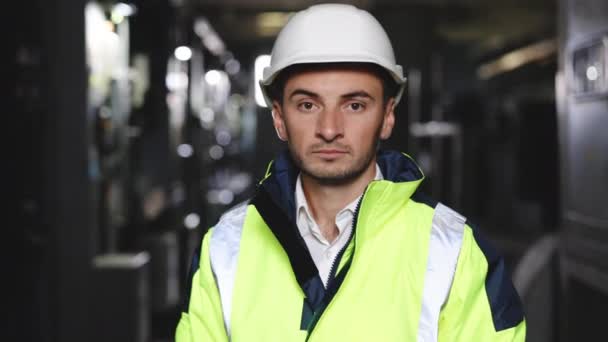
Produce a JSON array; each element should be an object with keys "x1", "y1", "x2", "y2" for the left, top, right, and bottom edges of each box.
[{"x1": 267, "y1": 62, "x2": 399, "y2": 106}]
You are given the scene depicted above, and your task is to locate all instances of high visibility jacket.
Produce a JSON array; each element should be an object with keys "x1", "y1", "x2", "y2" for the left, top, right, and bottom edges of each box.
[{"x1": 176, "y1": 150, "x2": 526, "y2": 341}]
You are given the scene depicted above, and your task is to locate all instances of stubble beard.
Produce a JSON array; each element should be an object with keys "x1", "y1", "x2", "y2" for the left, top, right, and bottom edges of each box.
[{"x1": 286, "y1": 126, "x2": 383, "y2": 186}]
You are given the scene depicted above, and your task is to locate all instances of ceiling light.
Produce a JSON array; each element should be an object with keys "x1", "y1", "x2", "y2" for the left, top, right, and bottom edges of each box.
[
  {"x1": 477, "y1": 39, "x2": 557, "y2": 80},
  {"x1": 174, "y1": 46, "x2": 192, "y2": 61},
  {"x1": 256, "y1": 12, "x2": 293, "y2": 37},
  {"x1": 586, "y1": 65, "x2": 599, "y2": 81},
  {"x1": 205, "y1": 70, "x2": 222, "y2": 86}
]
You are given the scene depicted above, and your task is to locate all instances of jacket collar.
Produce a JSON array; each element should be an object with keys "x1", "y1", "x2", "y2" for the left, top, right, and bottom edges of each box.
[{"x1": 259, "y1": 149, "x2": 425, "y2": 223}]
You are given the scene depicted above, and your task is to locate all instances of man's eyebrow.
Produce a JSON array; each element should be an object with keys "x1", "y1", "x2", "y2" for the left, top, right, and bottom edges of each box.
[
  {"x1": 341, "y1": 91, "x2": 374, "y2": 100},
  {"x1": 288, "y1": 89, "x2": 320, "y2": 99},
  {"x1": 288, "y1": 89, "x2": 375, "y2": 101}
]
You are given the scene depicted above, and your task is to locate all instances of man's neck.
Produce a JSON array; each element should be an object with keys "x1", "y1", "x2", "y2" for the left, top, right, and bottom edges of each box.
[{"x1": 300, "y1": 162, "x2": 377, "y2": 242}]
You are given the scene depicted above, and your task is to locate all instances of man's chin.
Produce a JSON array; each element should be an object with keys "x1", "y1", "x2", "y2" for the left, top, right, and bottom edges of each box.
[{"x1": 301, "y1": 166, "x2": 364, "y2": 186}]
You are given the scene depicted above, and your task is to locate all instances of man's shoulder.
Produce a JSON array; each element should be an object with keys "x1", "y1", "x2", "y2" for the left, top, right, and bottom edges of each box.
[{"x1": 408, "y1": 190, "x2": 439, "y2": 210}]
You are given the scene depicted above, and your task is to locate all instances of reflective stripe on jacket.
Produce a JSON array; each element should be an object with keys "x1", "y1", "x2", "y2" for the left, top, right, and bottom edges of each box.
[{"x1": 176, "y1": 150, "x2": 526, "y2": 341}]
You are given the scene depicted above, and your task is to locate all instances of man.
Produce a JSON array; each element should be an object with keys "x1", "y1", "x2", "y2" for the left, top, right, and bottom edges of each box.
[{"x1": 176, "y1": 4, "x2": 525, "y2": 341}]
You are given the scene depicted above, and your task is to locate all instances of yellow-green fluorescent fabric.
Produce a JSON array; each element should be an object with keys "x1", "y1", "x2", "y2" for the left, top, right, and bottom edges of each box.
[{"x1": 176, "y1": 150, "x2": 526, "y2": 341}]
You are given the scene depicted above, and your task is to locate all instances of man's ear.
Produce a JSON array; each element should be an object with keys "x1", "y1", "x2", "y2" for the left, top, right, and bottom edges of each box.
[
  {"x1": 380, "y1": 98, "x2": 396, "y2": 140},
  {"x1": 271, "y1": 101, "x2": 287, "y2": 141}
]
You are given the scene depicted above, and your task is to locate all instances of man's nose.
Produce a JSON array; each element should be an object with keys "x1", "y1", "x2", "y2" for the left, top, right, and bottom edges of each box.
[{"x1": 315, "y1": 108, "x2": 344, "y2": 141}]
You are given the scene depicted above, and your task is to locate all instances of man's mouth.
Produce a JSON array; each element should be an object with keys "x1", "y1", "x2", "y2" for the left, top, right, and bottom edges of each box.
[{"x1": 312, "y1": 148, "x2": 348, "y2": 159}]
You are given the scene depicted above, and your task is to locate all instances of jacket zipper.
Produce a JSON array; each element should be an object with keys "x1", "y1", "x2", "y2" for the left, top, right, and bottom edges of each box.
[
  {"x1": 325, "y1": 194, "x2": 363, "y2": 287},
  {"x1": 305, "y1": 187, "x2": 367, "y2": 341}
]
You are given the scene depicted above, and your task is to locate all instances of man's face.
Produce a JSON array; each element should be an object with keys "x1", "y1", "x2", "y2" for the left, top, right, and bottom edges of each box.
[{"x1": 272, "y1": 66, "x2": 395, "y2": 185}]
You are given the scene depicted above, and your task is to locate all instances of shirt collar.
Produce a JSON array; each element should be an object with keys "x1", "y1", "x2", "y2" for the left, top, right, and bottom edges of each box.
[{"x1": 295, "y1": 163, "x2": 384, "y2": 239}]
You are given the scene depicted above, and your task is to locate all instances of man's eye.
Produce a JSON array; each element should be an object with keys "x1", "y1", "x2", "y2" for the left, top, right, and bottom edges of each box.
[
  {"x1": 349, "y1": 103, "x2": 364, "y2": 111},
  {"x1": 299, "y1": 102, "x2": 315, "y2": 111}
]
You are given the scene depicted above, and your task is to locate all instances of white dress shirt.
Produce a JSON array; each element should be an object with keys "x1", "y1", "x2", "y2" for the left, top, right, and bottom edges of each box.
[{"x1": 295, "y1": 164, "x2": 384, "y2": 287}]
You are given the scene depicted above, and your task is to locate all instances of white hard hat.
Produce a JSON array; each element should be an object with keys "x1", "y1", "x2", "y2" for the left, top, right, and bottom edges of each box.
[{"x1": 260, "y1": 3, "x2": 406, "y2": 107}]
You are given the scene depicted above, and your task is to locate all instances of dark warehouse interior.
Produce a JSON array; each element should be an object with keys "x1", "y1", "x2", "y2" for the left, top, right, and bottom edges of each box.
[{"x1": 4, "y1": 0, "x2": 608, "y2": 341}]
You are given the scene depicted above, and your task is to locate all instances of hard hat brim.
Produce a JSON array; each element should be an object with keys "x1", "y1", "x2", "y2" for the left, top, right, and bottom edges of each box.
[{"x1": 260, "y1": 59, "x2": 406, "y2": 108}]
